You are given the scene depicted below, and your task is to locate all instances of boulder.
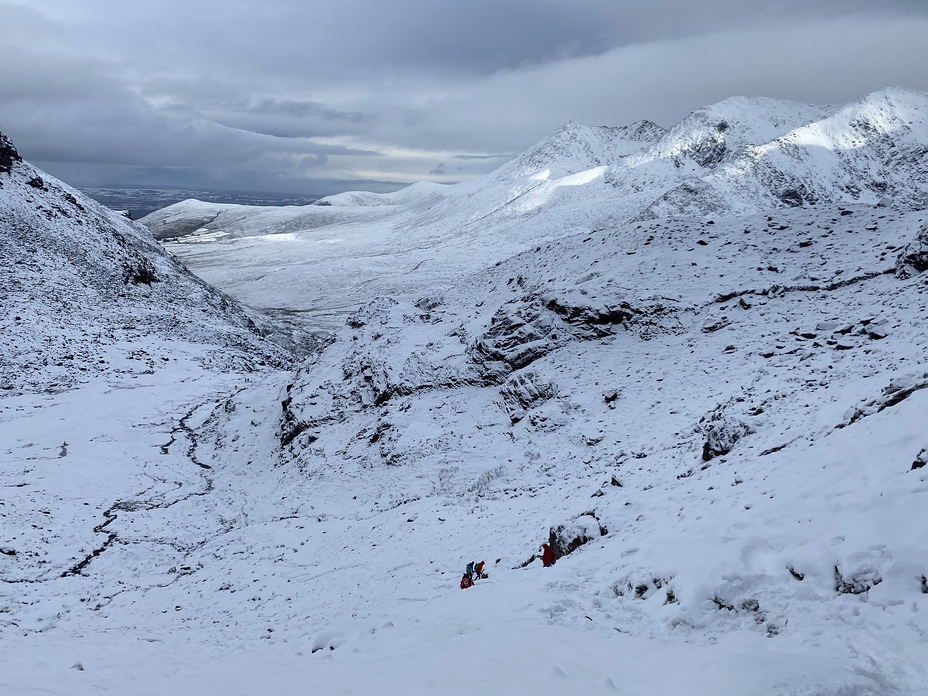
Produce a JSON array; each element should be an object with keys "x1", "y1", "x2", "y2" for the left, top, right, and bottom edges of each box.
[
  {"x1": 895, "y1": 222, "x2": 928, "y2": 279},
  {"x1": 702, "y1": 416, "x2": 753, "y2": 461},
  {"x1": 548, "y1": 512, "x2": 608, "y2": 561}
]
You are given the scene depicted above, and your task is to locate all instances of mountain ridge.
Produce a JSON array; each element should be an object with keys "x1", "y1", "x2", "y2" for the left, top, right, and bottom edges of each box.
[{"x1": 0, "y1": 130, "x2": 313, "y2": 392}]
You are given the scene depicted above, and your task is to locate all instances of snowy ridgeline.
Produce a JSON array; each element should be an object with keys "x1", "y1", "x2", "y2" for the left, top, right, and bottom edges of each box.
[
  {"x1": 0, "y1": 132, "x2": 317, "y2": 394},
  {"x1": 146, "y1": 87, "x2": 928, "y2": 329},
  {"x1": 2, "y1": 87, "x2": 928, "y2": 695}
]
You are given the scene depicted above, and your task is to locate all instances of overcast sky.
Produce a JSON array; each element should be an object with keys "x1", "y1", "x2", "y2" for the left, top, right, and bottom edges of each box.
[{"x1": 1, "y1": 0, "x2": 927, "y2": 196}]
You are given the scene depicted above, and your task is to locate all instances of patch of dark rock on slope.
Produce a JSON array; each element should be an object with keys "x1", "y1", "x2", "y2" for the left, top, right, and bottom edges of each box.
[
  {"x1": 702, "y1": 415, "x2": 753, "y2": 462},
  {"x1": 469, "y1": 290, "x2": 667, "y2": 384},
  {"x1": 895, "y1": 222, "x2": 928, "y2": 278},
  {"x1": 0, "y1": 131, "x2": 22, "y2": 175}
]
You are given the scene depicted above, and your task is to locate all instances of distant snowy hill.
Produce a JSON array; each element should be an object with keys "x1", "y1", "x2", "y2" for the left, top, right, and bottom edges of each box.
[
  {"x1": 146, "y1": 87, "x2": 928, "y2": 234},
  {"x1": 0, "y1": 131, "x2": 310, "y2": 392}
]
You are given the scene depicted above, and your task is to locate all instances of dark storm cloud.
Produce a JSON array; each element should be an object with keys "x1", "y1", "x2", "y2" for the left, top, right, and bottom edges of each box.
[{"x1": 1, "y1": 0, "x2": 927, "y2": 193}]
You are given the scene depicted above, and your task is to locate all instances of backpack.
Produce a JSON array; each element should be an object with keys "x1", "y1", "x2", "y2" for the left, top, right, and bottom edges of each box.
[{"x1": 460, "y1": 575, "x2": 474, "y2": 590}]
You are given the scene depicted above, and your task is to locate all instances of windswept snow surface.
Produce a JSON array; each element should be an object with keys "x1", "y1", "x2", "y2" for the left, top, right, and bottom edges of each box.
[{"x1": 4, "y1": 88, "x2": 928, "y2": 696}]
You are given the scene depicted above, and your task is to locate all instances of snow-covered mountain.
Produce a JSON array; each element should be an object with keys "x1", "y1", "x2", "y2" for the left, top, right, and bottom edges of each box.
[
  {"x1": 0, "y1": 131, "x2": 314, "y2": 393},
  {"x1": 143, "y1": 88, "x2": 928, "y2": 328},
  {"x1": 146, "y1": 87, "x2": 928, "y2": 234},
  {"x1": 4, "y1": 86, "x2": 928, "y2": 695}
]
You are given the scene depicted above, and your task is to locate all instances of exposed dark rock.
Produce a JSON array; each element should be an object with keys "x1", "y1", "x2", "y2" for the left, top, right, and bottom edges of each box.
[
  {"x1": 686, "y1": 132, "x2": 728, "y2": 168},
  {"x1": 0, "y1": 131, "x2": 22, "y2": 174},
  {"x1": 702, "y1": 416, "x2": 753, "y2": 461},
  {"x1": 702, "y1": 317, "x2": 731, "y2": 333},
  {"x1": 835, "y1": 564, "x2": 882, "y2": 594},
  {"x1": 778, "y1": 185, "x2": 817, "y2": 207},
  {"x1": 123, "y1": 256, "x2": 160, "y2": 285},
  {"x1": 842, "y1": 373, "x2": 928, "y2": 427},
  {"x1": 548, "y1": 512, "x2": 607, "y2": 561},
  {"x1": 543, "y1": 293, "x2": 636, "y2": 334},
  {"x1": 895, "y1": 222, "x2": 928, "y2": 279},
  {"x1": 280, "y1": 395, "x2": 313, "y2": 447},
  {"x1": 912, "y1": 448, "x2": 928, "y2": 471},
  {"x1": 469, "y1": 290, "x2": 648, "y2": 381}
]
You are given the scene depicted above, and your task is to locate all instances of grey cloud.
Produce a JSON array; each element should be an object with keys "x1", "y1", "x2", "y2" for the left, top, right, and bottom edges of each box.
[
  {"x1": 452, "y1": 154, "x2": 516, "y2": 161},
  {"x1": 2, "y1": 1, "x2": 927, "y2": 194},
  {"x1": 247, "y1": 100, "x2": 369, "y2": 122}
]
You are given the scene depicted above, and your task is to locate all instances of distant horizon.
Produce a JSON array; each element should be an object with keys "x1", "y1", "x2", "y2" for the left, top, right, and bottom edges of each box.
[{"x1": 76, "y1": 185, "x2": 332, "y2": 221}]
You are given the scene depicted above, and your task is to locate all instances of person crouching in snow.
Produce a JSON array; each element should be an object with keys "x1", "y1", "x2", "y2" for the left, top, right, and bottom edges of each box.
[
  {"x1": 541, "y1": 543, "x2": 554, "y2": 567},
  {"x1": 461, "y1": 560, "x2": 476, "y2": 589},
  {"x1": 460, "y1": 560, "x2": 488, "y2": 589}
]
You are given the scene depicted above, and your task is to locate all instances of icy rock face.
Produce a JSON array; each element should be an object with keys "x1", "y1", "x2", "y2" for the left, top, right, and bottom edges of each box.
[
  {"x1": 895, "y1": 222, "x2": 928, "y2": 278},
  {"x1": 469, "y1": 296, "x2": 567, "y2": 378},
  {"x1": 702, "y1": 416, "x2": 754, "y2": 462},
  {"x1": 549, "y1": 512, "x2": 607, "y2": 561}
]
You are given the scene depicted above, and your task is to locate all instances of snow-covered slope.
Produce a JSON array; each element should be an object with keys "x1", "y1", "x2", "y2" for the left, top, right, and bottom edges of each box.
[
  {"x1": 4, "y1": 90, "x2": 928, "y2": 695},
  {"x1": 265, "y1": 202, "x2": 928, "y2": 690},
  {"x1": 0, "y1": 131, "x2": 311, "y2": 392}
]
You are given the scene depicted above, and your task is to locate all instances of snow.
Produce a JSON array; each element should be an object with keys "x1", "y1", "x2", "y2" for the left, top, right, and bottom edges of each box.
[{"x1": 4, "y1": 89, "x2": 928, "y2": 694}]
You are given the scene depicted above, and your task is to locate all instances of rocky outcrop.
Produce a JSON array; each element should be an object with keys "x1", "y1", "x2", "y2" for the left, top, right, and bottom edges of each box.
[
  {"x1": 0, "y1": 131, "x2": 22, "y2": 175},
  {"x1": 469, "y1": 290, "x2": 641, "y2": 382},
  {"x1": 548, "y1": 512, "x2": 608, "y2": 561},
  {"x1": 499, "y1": 370, "x2": 557, "y2": 423},
  {"x1": 702, "y1": 416, "x2": 754, "y2": 461},
  {"x1": 834, "y1": 548, "x2": 887, "y2": 594},
  {"x1": 911, "y1": 448, "x2": 927, "y2": 471},
  {"x1": 841, "y1": 373, "x2": 928, "y2": 427},
  {"x1": 895, "y1": 222, "x2": 928, "y2": 279}
]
